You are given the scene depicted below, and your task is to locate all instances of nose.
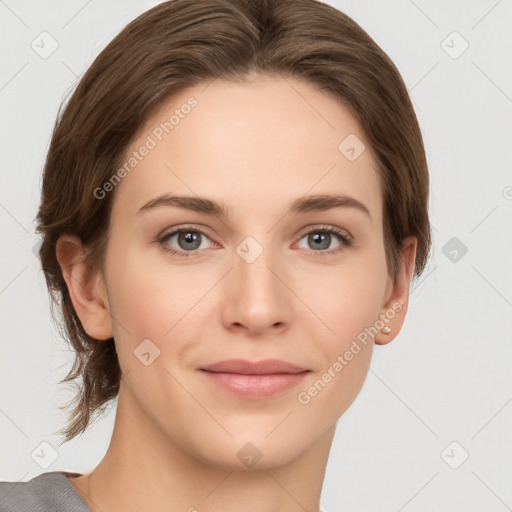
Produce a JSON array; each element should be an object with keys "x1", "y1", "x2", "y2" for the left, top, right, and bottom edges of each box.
[{"x1": 220, "y1": 240, "x2": 292, "y2": 337}]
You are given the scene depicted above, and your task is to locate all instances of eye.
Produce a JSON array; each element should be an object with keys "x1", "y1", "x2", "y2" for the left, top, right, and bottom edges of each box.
[
  {"x1": 158, "y1": 227, "x2": 214, "y2": 256},
  {"x1": 295, "y1": 226, "x2": 352, "y2": 256},
  {"x1": 157, "y1": 224, "x2": 352, "y2": 258}
]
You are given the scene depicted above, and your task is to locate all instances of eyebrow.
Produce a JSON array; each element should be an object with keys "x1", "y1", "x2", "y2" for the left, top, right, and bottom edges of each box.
[{"x1": 137, "y1": 193, "x2": 372, "y2": 220}]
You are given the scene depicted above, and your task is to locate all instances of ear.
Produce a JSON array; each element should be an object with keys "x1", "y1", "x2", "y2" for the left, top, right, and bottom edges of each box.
[
  {"x1": 374, "y1": 236, "x2": 417, "y2": 345},
  {"x1": 55, "y1": 234, "x2": 113, "y2": 340}
]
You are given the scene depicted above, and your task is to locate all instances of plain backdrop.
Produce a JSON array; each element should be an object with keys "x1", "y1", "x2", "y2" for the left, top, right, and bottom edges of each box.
[{"x1": 1, "y1": 1, "x2": 511, "y2": 511}]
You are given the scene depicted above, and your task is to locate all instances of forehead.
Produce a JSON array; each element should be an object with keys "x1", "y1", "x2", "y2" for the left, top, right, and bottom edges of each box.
[{"x1": 111, "y1": 75, "x2": 382, "y2": 225}]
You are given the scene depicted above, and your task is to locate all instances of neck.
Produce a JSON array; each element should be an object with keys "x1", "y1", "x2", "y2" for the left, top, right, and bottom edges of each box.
[{"x1": 69, "y1": 384, "x2": 335, "y2": 512}]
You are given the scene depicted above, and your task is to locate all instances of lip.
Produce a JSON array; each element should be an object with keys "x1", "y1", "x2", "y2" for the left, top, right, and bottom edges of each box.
[
  {"x1": 200, "y1": 358, "x2": 308, "y2": 375},
  {"x1": 199, "y1": 358, "x2": 311, "y2": 398}
]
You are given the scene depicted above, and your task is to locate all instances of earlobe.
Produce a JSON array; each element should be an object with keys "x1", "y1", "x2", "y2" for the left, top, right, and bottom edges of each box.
[
  {"x1": 374, "y1": 236, "x2": 417, "y2": 345},
  {"x1": 56, "y1": 235, "x2": 113, "y2": 340}
]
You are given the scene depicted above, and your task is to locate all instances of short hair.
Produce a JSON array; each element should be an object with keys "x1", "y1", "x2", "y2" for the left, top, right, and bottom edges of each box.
[{"x1": 36, "y1": 0, "x2": 432, "y2": 442}]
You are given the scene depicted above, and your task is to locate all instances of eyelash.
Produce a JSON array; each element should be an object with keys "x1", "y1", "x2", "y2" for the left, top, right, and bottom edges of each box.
[{"x1": 157, "y1": 225, "x2": 353, "y2": 257}]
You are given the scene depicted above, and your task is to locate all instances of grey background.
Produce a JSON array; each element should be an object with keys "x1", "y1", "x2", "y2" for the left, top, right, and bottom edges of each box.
[{"x1": 1, "y1": 1, "x2": 511, "y2": 510}]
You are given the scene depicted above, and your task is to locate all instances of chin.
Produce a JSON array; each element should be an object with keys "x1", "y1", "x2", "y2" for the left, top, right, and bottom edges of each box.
[{"x1": 185, "y1": 427, "x2": 311, "y2": 471}]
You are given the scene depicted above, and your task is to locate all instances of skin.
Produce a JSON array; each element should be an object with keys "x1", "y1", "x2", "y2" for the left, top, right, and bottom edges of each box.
[{"x1": 57, "y1": 74, "x2": 417, "y2": 512}]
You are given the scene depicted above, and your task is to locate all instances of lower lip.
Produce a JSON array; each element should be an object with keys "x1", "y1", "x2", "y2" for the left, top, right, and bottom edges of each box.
[{"x1": 200, "y1": 370, "x2": 310, "y2": 398}]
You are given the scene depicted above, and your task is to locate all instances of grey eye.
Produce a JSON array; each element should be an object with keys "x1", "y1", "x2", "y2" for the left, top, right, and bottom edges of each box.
[
  {"x1": 163, "y1": 230, "x2": 211, "y2": 252},
  {"x1": 297, "y1": 231, "x2": 343, "y2": 251}
]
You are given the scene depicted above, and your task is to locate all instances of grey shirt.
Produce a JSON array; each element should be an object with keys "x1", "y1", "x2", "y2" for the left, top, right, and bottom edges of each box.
[
  {"x1": 1, "y1": 472, "x2": 330, "y2": 511},
  {"x1": 0, "y1": 471, "x2": 90, "y2": 512}
]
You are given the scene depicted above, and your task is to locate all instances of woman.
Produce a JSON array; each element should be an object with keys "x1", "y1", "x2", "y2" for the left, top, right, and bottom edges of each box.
[{"x1": 0, "y1": 0, "x2": 431, "y2": 510}]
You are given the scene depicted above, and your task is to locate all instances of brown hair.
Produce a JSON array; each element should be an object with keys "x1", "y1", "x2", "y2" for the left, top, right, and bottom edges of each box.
[{"x1": 36, "y1": 0, "x2": 431, "y2": 443}]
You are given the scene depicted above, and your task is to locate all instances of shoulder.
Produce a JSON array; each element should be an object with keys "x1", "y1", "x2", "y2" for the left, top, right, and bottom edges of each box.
[{"x1": 0, "y1": 471, "x2": 90, "y2": 512}]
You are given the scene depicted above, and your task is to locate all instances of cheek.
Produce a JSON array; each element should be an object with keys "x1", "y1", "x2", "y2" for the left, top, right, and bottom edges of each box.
[
  {"x1": 292, "y1": 259, "x2": 384, "y2": 412},
  {"x1": 296, "y1": 258, "x2": 385, "y2": 342},
  {"x1": 291, "y1": 271, "x2": 379, "y2": 424},
  {"x1": 104, "y1": 250, "x2": 206, "y2": 407},
  {"x1": 104, "y1": 244, "x2": 220, "y2": 366}
]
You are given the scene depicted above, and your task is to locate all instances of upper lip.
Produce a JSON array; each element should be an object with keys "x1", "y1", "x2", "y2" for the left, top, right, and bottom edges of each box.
[{"x1": 200, "y1": 358, "x2": 309, "y2": 375}]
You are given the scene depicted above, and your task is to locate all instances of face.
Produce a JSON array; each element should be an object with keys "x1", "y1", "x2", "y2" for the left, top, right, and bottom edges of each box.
[{"x1": 70, "y1": 75, "x2": 411, "y2": 469}]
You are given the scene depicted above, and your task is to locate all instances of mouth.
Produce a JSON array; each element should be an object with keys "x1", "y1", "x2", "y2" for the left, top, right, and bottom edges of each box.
[{"x1": 198, "y1": 358, "x2": 311, "y2": 398}]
